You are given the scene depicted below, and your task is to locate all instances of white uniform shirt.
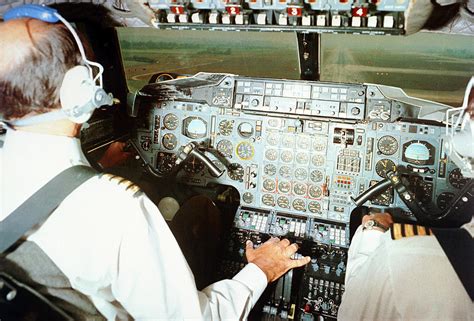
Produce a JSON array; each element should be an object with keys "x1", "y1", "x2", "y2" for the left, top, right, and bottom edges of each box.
[
  {"x1": 0, "y1": 129, "x2": 267, "y2": 320},
  {"x1": 338, "y1": 224, "x2": 474, "y2": 321}
]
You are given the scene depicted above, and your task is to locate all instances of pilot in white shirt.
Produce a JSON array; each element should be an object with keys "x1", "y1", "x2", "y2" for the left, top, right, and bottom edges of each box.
[{"x1": 0, "y1": 16, "x2": 310, "y2": 320}]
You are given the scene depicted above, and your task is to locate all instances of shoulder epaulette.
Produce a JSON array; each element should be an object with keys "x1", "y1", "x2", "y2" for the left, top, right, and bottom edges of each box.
[
  {"x1": 391, "y1": 223, "x2": 433, "y2": 240},
  {"x1": 99, "y1": 173, "x2": 142, "y2": 197}
]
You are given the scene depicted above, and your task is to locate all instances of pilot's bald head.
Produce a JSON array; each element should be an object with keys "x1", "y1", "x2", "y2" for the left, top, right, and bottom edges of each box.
[{"x1": 0, "y1": 18, "x2": 82, "y2": 120}]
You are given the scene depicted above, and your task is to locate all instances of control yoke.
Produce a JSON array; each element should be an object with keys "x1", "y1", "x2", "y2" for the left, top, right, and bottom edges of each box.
[{"x1": 352, "y1": 169, "x2": 474, "y2": 227}]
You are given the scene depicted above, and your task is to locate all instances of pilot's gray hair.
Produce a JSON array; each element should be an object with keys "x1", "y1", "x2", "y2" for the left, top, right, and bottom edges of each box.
[{"x1": 0, "y1": 19, "x2": 83, "y2": 120}]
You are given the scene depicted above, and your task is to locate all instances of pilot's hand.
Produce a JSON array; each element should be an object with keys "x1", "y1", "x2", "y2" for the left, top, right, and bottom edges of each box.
[
  {"x1": 245, "y1": 237, "x2": 310, "y2": 283},
  {"x1": 362, "y1": 212, "x2": 394, "y2": 232},
  {"x1": 98, "y1": 141, "x2": 133, "y2": 169}
]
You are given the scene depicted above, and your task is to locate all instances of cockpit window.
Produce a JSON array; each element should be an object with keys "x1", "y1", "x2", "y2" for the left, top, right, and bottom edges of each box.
[
  {"x1": 320, "y1": 32, "x2": 473, "y2": 106},
  {"x1": 117, "y1": 28, "x2": 300, "y2": 92},
  {"x1": 117, "y1": 28, "x2": 473, "y2": 106}
]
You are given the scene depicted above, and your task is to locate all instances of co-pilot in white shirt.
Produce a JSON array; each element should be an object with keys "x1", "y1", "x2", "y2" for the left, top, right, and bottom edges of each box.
[{"x1": 0, "y1": 129, "x2": 267, "y2": 320}]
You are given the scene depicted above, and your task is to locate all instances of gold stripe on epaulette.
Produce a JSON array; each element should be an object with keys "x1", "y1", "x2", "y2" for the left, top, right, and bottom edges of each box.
[
  {"x1": 99, "y1": 173, "x2": 142, "y2": 197},
  {"x1": 391, "y1": 223, "x2": 433, "y2": 240}
]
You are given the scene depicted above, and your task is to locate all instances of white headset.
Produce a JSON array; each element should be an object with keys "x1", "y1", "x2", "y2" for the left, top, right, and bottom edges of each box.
[{"x1": 3, "y1": 4, "x2": 113, "y2": 126}]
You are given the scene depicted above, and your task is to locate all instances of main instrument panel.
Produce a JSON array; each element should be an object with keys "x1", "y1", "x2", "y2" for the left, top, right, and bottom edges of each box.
[{"x1": 131, "y1": 73, "x2": 469, "y2": 320}]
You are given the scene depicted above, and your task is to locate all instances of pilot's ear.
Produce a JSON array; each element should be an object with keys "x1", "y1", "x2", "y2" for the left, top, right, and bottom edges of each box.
[{"x1": 60, "y1": 65, "x2": 96, "y2": 124}]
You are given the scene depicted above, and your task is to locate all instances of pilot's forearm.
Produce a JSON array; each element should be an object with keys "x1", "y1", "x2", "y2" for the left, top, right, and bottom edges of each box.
[{"x1": 199, "y1": 263, "x2": 267, "y2": 320}]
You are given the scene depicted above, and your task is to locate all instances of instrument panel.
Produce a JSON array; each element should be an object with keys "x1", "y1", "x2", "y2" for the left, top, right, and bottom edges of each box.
[
  {"x1": 132, "y1": 73, "x2": 468, "y2": 248},
  {"x1": 146, "y1": 0, "x2": 408, "y2": 35}
]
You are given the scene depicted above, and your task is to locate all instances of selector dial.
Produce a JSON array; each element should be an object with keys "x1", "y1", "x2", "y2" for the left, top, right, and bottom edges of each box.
[{"x1": 156, "y1": 152, "x2": 177, "y2": 175}]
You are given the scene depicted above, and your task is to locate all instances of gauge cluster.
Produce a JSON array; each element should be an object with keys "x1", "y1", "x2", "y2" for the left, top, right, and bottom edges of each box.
[{"x1": 132, "y1": 73, "x2": 469, "y2": 248}]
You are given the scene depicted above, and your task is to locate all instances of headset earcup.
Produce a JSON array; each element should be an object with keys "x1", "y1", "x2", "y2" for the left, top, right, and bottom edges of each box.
[{"x1": 60, "y1": 65, "x2": 94, "y2": 123}]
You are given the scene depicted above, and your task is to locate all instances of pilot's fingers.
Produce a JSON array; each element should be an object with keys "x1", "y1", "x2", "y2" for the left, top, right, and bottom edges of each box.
[
  {"x1": 280, "y1": 238, "x2": 291, "y2": 247},
  {"x1": 245, "y1": 240, "x2": 254, "y2": 252},
  {"x1": 290, "y1": 256, "x2": 311, "y2": 268},
  {"x1": 266, "y1": 237, "x2": 280, "y2": 244},
  {"x1": 284, "y1": 243, "x2": 299, "y2": 256}
]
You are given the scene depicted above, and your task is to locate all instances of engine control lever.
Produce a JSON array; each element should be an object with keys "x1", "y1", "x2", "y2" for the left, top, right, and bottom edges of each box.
[{"x1": 176, "y1": 142, "x2": 225, "y2": 178}]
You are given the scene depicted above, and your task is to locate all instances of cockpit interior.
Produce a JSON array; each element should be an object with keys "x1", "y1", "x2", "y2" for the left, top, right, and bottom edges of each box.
[{"x1": 1, "y1": 1, "x2": 473, "y2": 320}]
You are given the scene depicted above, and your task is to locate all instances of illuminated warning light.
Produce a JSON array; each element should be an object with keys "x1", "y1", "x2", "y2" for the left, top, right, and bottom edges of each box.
[
  {"x1": 339, "y1": 0, "x2": 349, "y2": 3},
  {"x1": 352, "y1": 7, "x2": 368, "y2": 17},
  {"x1": 371, "y1": 0, "x2": 381, "y2": 3},
  {"x1": 170, "y1": 6, "x2": 185, "y2": 14},
  {"x1": 308, "y1": 0, "x2": 317, "y2": 2},
  {"x1": 279, "y1": 0, "x2": 286, "y2": 3},
  {"x1": 287, "y1": 7, "x2": 302, "y2": 17},
  {"x1": 226, "y1": 6, "x2": 241, "y2": 15}
]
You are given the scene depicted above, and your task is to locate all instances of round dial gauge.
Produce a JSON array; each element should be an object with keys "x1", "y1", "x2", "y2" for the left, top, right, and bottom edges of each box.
[
  {"x1": 238, "y1": 122, "x2": 254, "y2": 138},
  {"x1": 156, "y1": 152, "x2": 177, "y2": 175},
  {"x1": 263, "y1": 179, "x2": 276, "y2": 192},
  {"x1": 278, "y1": 181, "x2": 291, "y2": 194},
  {"x1": 262, "y1": 194, "x2": 275, "y2": 207},
  {"x1": 163, "y1": 113, "x2": 179, "y2": 130},
  {"x1": 437, "y1": 192, "x2": 455, "y2": 210},
  {"x1": 282, "y1": 134, "x2": 295, "y2": 148},
  {"x1": 264, "y1": 164, "x2": 277, "y2": 176},
  {"x1": 309, "y1": 185, "x2": 323, "y2": 199},
  {"x1": 218, "y1": 120, "x2": 234, "y2": 136},
  {"x1": 375, "y1": 159, "x2": 397, "y2": 178},
  {"x1": 277, "y1": 196, "x2": 290, "y2": 208},
  {"x1": 266, "y1": 133, "x2": 279, "y2": 146},
  {"x1": 293, "y1": 182, "x2": 307, "y2": 196},
  {"x1": 162, "y1": 133, "x2": 178, "y2": 150},
  {"x1": 308, "y1": 201, "x2": 322, "y2": 214},
  {"x1": 448, "y1": 168, "x2": 468, "y2": 189},
  {"x1": 297, "y1": 136, "x2": 311, "y2": 149},
  {"x1": 295, "y1": 168, "x2": 308, "y2": 181},
  {"x1": 311, "y1": 154, "x2": 325, "y2": 167},
  {"x1": 279, "y1": 165, "x2": 292, "y2": 178},
  {"x1": 184, "y1": 156, "x2": 205, "y2": 174},
  {"x1": 242, "y1": 192, "x2": 254, "y2": 204},
  {"x1": 310, "y1": 170, "x2": 324, "y2": 183},
  {"x1": 236, "y1": 141, "x2": 254, "y2": 160},
  {"x1": 377, "y1": 135, "x2": 398, "y2": 156},
  {"x1": 281, "y1": 150, "x2": 294, "y2": 163},
  {"x1": 296, "y1": 152, "x2": 309, "y2": 165},
  {"x1": 265, "y1": 149, "x2": 278, "y2": 161},
  {"x1": 312, "y1": 138, "x2": 326, "y2": 151},
  {"x1": 217, "y1": 139, "x2": 233, "y2": 157},
  {"x1": 292, "y1": 199, "x2": 306, "y2": 212},
  {"x1": 228, "y1": 163, "x2": 244, "y2": 181},
  {"x1": 402, "y1": 140, "x2": 435, "y2": 165}
]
